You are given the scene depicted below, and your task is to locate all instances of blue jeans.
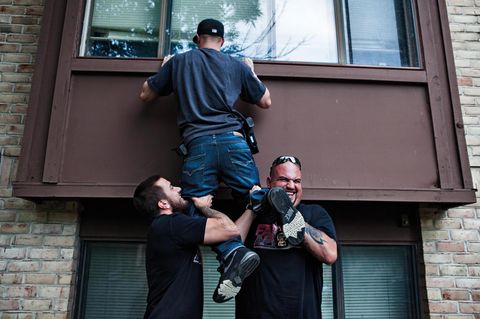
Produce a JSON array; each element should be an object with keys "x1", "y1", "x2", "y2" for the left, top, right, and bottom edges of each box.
[
  {"x1": 181, "y1": 132, "x2": 260, "y2": 199},
  {"x1": 181, "y1": 132, "x2": 260, "y2": 258}
]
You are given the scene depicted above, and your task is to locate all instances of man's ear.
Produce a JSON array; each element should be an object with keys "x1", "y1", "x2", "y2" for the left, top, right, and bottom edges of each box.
[
  {"x1": 158, "y1": 199, "x2": 170, "y2": 210},
  {"x1": 220, "y1": 38, "x2": 224, "y2": 47}
]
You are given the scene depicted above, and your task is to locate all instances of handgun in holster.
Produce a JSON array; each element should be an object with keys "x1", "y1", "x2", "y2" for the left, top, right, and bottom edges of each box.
[
  {"x1": 173, "y1": 143, "x2": 188, "y2": 157},
  {"x1": 243, "y1": 116, "x2": 259, "y2": 154}
]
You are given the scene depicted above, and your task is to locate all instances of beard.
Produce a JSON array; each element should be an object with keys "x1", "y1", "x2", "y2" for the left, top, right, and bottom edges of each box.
[{"x1": 170, "y1": 197, "x2": 189, "y2": 211}]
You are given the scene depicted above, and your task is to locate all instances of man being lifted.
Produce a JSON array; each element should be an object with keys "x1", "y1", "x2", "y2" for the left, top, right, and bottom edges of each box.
[{"x1": 139, "y1": 19, "x2": 271, "y2": 303}]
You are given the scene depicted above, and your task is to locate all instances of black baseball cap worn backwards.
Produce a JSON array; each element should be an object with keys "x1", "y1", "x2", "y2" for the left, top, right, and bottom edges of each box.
[{"x1": 193, "y1": 18, "x2": 224, "y2": 43}]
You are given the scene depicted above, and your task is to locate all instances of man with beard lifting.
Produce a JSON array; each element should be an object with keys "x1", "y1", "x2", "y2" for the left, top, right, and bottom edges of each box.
[{"x1": 133, "y1": 175, "x2": 249, "y2": 318}]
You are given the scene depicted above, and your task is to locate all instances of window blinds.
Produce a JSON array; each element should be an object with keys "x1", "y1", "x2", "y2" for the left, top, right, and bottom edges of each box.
[
  {"x1": 341, "y1": 246, "x2": 415, "y2": 319},
  {"x1": 322, "y1": 264, "x2": 334, "y2": 319},
  {"x1": 91, "y1": 0, "x2": 161, "y2": 31},
  {"x1": 80, "y1": 242, "x2": 416, "y2": 319},
  {"x1": 82, "y1": 242, "x2": 148, "y2": 319}
]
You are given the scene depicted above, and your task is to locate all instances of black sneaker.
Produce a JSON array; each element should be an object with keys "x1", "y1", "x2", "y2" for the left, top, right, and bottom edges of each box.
[
  {"x1": 267, "y1": 187, "x2": 305, "y2": 246},
  {"x1": 213, "y1": 247, "x2": 260, "y2": 303}
]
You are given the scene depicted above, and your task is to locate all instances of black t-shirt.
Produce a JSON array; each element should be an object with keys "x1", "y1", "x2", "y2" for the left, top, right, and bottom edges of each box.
[
  {"x1": 235, "y1": 203, "x2": 337, "y2": 319},
  {"x1": 144, "y1": 213, "x2": 207, "y2": 319},
  {"x1": 147, "y1": 48, "x2": 266, "y2": 144}
]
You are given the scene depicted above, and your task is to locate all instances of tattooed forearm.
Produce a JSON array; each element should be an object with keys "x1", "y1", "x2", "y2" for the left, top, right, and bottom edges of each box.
[
  {"x1": 198, "y1": 206, "x2": 237, "y2": 231},
  {"x1": 305, "y1": 225, "x2": 326, "y2": 245},
  {"x1": 197, "y1": 206, "x2": 218, "y2": 218}
]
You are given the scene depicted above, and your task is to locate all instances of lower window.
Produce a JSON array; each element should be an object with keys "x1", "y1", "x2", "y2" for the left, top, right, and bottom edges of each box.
[
  {"x1": 76, "y1": 242, "x2": 148, "y2": 319},
  {"x1": 76, "y1": 242, "x2": 418, "y2": 318},
  {"x1": 340, "y1": 245, "x2": 418, "y2": 319}
]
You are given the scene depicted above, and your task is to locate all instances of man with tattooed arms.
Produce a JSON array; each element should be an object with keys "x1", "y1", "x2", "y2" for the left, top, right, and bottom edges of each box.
[
  {"x1": 133, "y1": 175, "x2": 244, "y2": 318},
  {"x1": 235, "y1": 155, "x2": 338, "y2": 319}
]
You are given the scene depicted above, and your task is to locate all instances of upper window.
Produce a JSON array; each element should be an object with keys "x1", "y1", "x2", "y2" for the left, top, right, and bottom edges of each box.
[
  {"x1": 342, "y1": 0, "x2": 419, "y2": 66},
  {"x1": 80, "y1": 0, "x2": 419, "y2": 67}
]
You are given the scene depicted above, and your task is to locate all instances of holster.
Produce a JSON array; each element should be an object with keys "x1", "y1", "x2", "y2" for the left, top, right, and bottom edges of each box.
[
  {"x1": 172, "y1": 143, "x2": 188, "y2": 157},
  {"x1": 242, "y1": 116, "x2": 259, "y2": 154}
]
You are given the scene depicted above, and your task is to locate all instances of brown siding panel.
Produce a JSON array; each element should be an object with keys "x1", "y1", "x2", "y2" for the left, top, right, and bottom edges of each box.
[
  {"x1": 251, "y1": 80, "x2": 438, "y2": 190},
  {"x1": 39, "y1": 75, "x2": 439, "y2": 190},
  {"x1": 60, "y1": 74, "x2": 181, "y2": 184}
]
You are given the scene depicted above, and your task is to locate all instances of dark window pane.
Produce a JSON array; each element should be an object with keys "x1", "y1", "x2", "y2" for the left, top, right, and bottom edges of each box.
[
  {"x1": 80, "y1": 242, "x2": 147, "y2": 319},
  {"x1": 79, "y1": 244, "x2": 235, "y2": 319},
  {"x1": 344, "y1": 0, "x2": 419, "y2": 67},
  {"x1": 341, "y1": 246, "x2": 417, "y2": 319},
  {"x1": 87, "y1": 39, "x2": 159, "y2": 58}
]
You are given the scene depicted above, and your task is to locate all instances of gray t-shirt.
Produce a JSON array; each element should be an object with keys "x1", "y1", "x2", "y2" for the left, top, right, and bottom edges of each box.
[{"x1": 147, "y1": 48, "x2": 266, "y2": 144}]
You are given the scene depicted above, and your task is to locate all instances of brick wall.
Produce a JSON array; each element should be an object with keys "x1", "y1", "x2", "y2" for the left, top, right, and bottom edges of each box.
[
  {"x1": 0, "y1": 1, "x2": 80, "y2": 318},
  {"x1": 420, "y1": 1, "x2": 480, "y2": 318}
]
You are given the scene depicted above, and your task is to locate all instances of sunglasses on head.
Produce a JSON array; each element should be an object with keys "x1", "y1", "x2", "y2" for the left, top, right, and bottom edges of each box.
[{"x1": 271, "y1": 155, "x2": 302, "y2": 169}]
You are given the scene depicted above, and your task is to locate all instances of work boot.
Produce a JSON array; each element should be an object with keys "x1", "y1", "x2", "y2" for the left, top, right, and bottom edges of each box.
[
  {"x1": 213, "y1": 247, "x2": 260, "y2": 303},
  {"x1": 267, "y1": 187, "x2": 305, "y2": 246}
]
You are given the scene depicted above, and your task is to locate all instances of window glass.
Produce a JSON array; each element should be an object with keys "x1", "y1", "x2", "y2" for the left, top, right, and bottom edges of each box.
[
  {"x1": 80, "y1": 0, "x2": 419, "y2": 67},
  {"x1": 343, "y1": 0, "x2": 419, "y2": 67},
  {"x1": 78, "y1": 242, "x2": 418, "y2": 318},
  {"x1": 341, "y1": 245, "x2": 417, "y2": 319},
  {"x1": 81, "y1": 0, "x2": 162, "y2": 57},
  {"x1": 78, "y1": 244, "x2": 237, "y2": 319},
  {"x1": 169, "y1": 0, "x2": 338, "y2": 63},
  {"x1": 79, "y1": 242, "x2": 147, "y2": 319}
]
